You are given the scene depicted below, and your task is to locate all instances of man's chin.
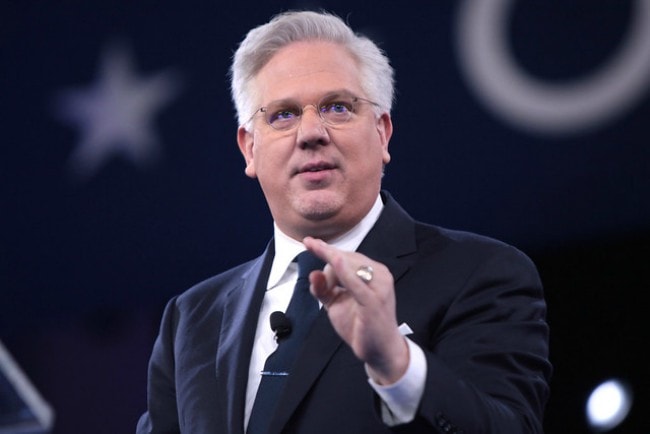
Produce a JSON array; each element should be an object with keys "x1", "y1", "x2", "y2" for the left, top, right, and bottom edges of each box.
[{"x1": 295, "y1": 192, "x2": 342, "y2": 222}]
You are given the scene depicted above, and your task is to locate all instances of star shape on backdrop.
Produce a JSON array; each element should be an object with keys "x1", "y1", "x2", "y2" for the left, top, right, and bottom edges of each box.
[{"x1": 55, "y1": 41, "x2": 183, "y2": 179}]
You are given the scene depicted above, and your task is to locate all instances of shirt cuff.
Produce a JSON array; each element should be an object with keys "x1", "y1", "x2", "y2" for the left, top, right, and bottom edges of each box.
[{"x1": 366, "y1": 337, "x2": 427, "y2": 426}]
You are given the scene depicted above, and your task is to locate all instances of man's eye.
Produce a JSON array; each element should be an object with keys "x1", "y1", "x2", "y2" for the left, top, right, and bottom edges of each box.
[
  {"x1": 321, "y1": 102, "x2": 353, "y2": 114},
  {"x1": 269, "y1": 109, "x2": 299, "y2": 123}
]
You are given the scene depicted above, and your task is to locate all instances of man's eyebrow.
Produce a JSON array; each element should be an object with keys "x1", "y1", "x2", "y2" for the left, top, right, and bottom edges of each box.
[
  {"x1": 264, "y1": 97, "x2": 297, "y2": 107},
  {"x1": 265, "y1": 89, "x2": 356, "y2": 106},
  {"x1": 319, "y1": 89, "x2": 356, "y2": 99}
]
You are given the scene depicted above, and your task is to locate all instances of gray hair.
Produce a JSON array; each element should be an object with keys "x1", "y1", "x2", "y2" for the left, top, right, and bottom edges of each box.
[{"x1": 230, "y1": 10, "x2": 395, "y2": 129}]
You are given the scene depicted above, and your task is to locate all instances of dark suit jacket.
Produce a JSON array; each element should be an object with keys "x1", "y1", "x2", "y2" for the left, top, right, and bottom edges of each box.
[{"x1": 137, "y1": 191, "x2": 551, "y2": 433}]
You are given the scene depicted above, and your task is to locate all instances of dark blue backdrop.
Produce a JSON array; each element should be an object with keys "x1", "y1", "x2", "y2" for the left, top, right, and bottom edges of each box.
[{"x1": 2, "y1": 1, "x2": 648, "y2": 432}]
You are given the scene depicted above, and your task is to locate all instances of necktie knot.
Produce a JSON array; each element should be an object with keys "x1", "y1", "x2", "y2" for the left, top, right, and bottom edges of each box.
[{"x1": 296, "y1": 250, "x2": 325, "y2": 280}]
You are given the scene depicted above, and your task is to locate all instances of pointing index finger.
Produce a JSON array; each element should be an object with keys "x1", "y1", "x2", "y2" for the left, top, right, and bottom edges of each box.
[{"x1": 303, "y1": 236, "x2": 336, "y2": 263}]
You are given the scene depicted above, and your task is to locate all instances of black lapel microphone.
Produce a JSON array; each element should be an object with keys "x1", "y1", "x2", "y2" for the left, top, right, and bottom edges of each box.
[{"x1": 269, "y1": 311, "x2": 292, "y2": 341}]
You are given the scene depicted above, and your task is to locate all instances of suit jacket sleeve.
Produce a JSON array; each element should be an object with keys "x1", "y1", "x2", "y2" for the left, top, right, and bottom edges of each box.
[
  {"x1": 387, "y1": 228, "x2": 551, "y2": 433},
  {"x1": 137, "y1": 296, "x2": 181, "y2": 433}
]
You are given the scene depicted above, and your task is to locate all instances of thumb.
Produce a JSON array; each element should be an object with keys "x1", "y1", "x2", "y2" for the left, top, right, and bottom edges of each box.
[{"x1": 309, "y1": 270, "x2": 328, "y2": 300}]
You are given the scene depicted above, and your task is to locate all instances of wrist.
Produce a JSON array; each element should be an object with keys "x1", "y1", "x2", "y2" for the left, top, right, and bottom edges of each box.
[{"x1": 366, "y1": 336, "x2": 410, "y2": 385}]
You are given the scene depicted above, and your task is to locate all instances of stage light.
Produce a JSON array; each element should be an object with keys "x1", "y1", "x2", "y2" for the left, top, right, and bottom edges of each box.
[{"x1": 586, "y1": 378, "x2": 632, "y2": 432}]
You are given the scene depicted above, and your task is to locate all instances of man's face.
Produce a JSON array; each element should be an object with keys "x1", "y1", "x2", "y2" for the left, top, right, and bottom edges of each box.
[{"x1": 237, "y1": 41, "x2": 392, "y2": 241}]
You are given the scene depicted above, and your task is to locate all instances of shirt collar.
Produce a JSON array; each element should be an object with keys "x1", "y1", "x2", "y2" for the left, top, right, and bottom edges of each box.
[{"x1": 267, "y1": 194, "x2": 384, "y2": 290}]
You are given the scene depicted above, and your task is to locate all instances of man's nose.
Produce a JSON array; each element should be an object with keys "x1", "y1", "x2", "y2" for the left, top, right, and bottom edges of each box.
[{"x1": 297, "y1": 106, "x2": 329, "y2": 147}]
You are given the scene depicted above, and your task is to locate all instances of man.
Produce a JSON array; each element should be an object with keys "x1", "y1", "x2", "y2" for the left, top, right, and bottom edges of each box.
[{"x1": 137, "y1": 10, "x2": 551, "y2": 433}]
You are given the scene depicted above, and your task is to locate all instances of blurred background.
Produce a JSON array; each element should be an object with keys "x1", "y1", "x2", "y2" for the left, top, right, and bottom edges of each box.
[{"x1": 2, "y1": 1, "x2": 648, "y2": 432}]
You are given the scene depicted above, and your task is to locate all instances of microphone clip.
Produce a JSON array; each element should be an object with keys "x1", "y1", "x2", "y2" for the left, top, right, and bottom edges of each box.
[{"x1": 269, "y1": 311, "x2": 292, "y2": 342}]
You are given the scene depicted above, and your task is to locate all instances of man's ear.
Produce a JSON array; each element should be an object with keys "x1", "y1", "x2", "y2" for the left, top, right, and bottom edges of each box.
[
  {"x1": 237, "y1": 126, "x2": 257, "y2": 178},
  {"x1": 377, "y1": 113, "x2": 393, "y2": 165}
]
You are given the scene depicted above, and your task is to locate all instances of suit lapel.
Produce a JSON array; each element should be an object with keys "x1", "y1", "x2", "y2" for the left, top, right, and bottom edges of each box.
[
  {"x1": 268, "y1": 311, "x2": 342, "y2": 433},
  {"x1": 215, "y1": 243, "x2": 274, "y2": 434},
  {"x1": 356, "y1": 191, "x2": 417, "y2": 282}
]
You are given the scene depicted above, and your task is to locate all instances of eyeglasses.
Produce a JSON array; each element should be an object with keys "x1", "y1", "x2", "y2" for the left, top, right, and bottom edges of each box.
[{"x1": 248, "y1": 93, "x2": 381, "y2": 131}]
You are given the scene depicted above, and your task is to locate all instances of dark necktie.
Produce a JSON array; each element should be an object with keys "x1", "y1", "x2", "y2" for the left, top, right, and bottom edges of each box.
[{"x1": 246, "y1": 251, "x2": 324, "y2": 434}]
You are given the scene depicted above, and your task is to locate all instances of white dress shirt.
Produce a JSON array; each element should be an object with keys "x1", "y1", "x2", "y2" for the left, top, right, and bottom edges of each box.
[{"x1": 244, "y1": 195, "x2": 426, "y2": 429}]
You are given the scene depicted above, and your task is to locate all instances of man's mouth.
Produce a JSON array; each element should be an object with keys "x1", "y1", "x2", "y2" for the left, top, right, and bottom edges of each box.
[{"x1": 297, "y1": 162, "x2": 336, "y2": 174}]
